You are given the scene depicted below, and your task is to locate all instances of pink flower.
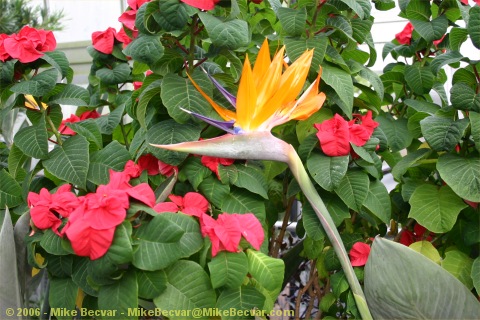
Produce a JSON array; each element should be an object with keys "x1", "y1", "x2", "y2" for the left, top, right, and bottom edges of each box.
[
  {"x1": 154, "y1": 192, "x2": 209, "y2": 217},
  {"x1": 180, "y1": 0, "x2": 220, "y2": 10},
  {"x1": 349, "y1": 242, "x2": 371, "y2": 267},
  {"x1": 201, "y1": 156, "x2": 235, "y2": 178},
  {"x1": 58, "y1": 110, "x2": 101, "y2": 135},
  {"x1": 2, "y1": 26, "x2": 56, "y2": 63},
  {"x1": 28, "y1": 184, "x2": 79, "y2": 235},
  {"x1": 395, "y1": 22, "x2": 414, "y2": 45}
]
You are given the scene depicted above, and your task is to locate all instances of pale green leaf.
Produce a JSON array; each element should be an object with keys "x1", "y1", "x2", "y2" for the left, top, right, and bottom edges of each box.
[{"x1": 437, "y1": 154, "x2": 480, "y2": 202}]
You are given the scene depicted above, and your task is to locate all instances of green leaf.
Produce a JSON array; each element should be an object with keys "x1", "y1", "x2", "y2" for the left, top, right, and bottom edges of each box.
[
  {"x1": 363, "y1": 180, "x2": 391, "y2": 224},
  {"x1": 470, "y1": 111, "x2": 480, "y2": 152},
  {"x1": 449, "y1": 27, "x2": 469, "y2": 51},
  {"x1": 48, "y1": 84, "x2": 90, "y2": 106},
  {"x1": 216, "y1": 286, "x2": 266, "y2": 319},
  {"x1": 66, "y1": 119, "x2": 103, "y2": 149},
  {"x1": 358, "y1": 65, "x2": 384, "y2": 100},
  {"x1": 10, "y1": 68, "x2": 58, "y2": 96},
  {"x1": 365, "y1": 237, "x2": 480, "y2": 319},
  {"x1": 154, "y1": 260, "x2": 216, "y2": 318},
  {"x1": 198, "y1": 13, "x2": 249, "y2": 50},
  {"x1": 13, "y1": 113, "x2": 49, "y2": 159},
  {"x1": 182, "y1": 156, "x2": 212, "y2": 190},
  {"x1": 430, "y1": 51, "x2": 465, "y2": 75},
  {"x1": 302, "y1": 202, "x2": 325, "y2": 241},
  {"x1": 277, "y1": 7, "x2": 307, "y2": 36},
  {"x1": 98, "y1": 270, "x2": 138, "y2": 320},
  {"x1": 137, "y1": 79, "x2": 162, "y2": 129},
  {"x1": 323, "y1": 193, "x2": 350, "y2": 226},
  {"x1": 409, "y1": 184, "x2": 468, "y2": 233},
  {"x1": 404, "y1": 99, "x2": 440, "y2": 115},
  {"x1": 441, "y1": 250, "x2": 474, "y2": 289},
  {"x1": 161, "y1": 72, "x2": 216, "y2": 124},
  {"x1": 409, "y1": 241, "x2": 441, "y2": 264},
  {"x1": 147, "y1": 120, "x2": 201, "y2": 165},
  {"x1": 450, "y1": 82, "x2": 480, "y2": 112},
  {"x1": 334, "y1": 170, "x2": 370, "y2": 212},
  {"x1": 40, "y1": 229, "x2": 71, "y2": 255},
  {"x1": 404, "y1": 64, "x2": 434, "y2": 95},
  {"x1": 229, "y1": 164, "x2": 269, "y2": 199},
  {"x1": 411, "y1": 15, "x2": 448, "y2": 42},
  {"x1": 467, "y1": 6, "x2": 480, "y2": 49},
  {"x1": 307, "y1": 151, "x2": 349, "y2": 192},
  {"x1": 221, "y1": 188, "x2": 265, "y2": 221},
  {"x1": 49, "y1": 278, "x2": 78, "y2": 317},
  {"x1": 7, "y1": 144, "x2": 28, "y2": 180},
  {"x1": 41, "y1": 51, "x2": 70, "y2": 79},
  {"x1": 330, "y1": 271, "x2": 349, "y2": 298},
  {"x1": 472, "y1": 257, "x2": 480, "y2": 294},
  {"x1": 405, "y1": 0, "x2": 431, "y2": 21},
  {"x1": 87, "y1": 141, "x2": 131, "y2": 185},
  {"x1": 96, "y1": 63, "x2": 131, "y2": 85},
  {"x1": 420, "y1": 116, "x2": 469, "y2": 152},
  {"x1": 376, "y1": 113, "x2": 413, "y2": 152},
  {"x1": 43, "y1": 135, "x2": 90, "y2": 189},
  {"x1": 391, "y1": 148, "x2": 432, "y2": 181},
  {"x1": 133, "y1": 213, "x2": 203, "y2": 270},
  {"x1": 136, "y1": 269, "x2": 167, "y2": 299},
  {"x1": 437, "y1": 153, "x2": 480, "y2": 202},
  {"x1": 208, "y1": 251, "x2": 248, "y2": 289},
  {"x1": 322, "y1": 63, "x2": 354, "y2": 117},
  {"x1": 198, "y1": 176, "x2": 230, "y2": 208},
  {"x1": 284, "y1": 37, "x2": 328, "y2": 74},
  {"x1": 123, "y1": 35, "x2": 164, "y2": 65},
  {"x1": 156, "y1": 0, "x2": 190, "y2": 30},
  {"x1": 326, "y1": 15, "x2": 355, "y2": 43},
  {"x1": 247, "y1": 249, "x2": 284, "y2": 292}
]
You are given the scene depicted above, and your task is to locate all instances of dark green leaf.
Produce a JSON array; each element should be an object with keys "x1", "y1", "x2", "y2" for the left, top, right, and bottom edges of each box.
[
  {"x1": 0, "y1": 169, "x2": 22, "y2": 208},
  {"x1": 123, "y1": 35, "x2": 164, "y2": 65},
  {"x1": 96, "y1": 63, "x2": 131, "y2": 85},
  {"x1": 13, "y1": 113, "x2": 48, "y2": 159},
  {"x1": 307, "y1": 151, "x2": 349, "y2": 192},
  {"x1": 334, "y1": 170, "x2": 370, "y2": 212},
  {"x1": 420, "y1": 116, "x2": 469, "y2": 151},
  {"x1": 49, "y1": 278, "x2": 78, "y2": 317},
  {"x1": 322, "y1": 63, "x2": 354, "y2": 117},
  {"x1": 363, "y1": 180, "x2": 391, "y2": 223},
  {"x1": 467, "y1": 6, "x2": 480, "y2": 49},
  {"x1": 208, "y1": 251, "x2": 248, "y2": 289},
  {"x1": 404, "y1": 64, "x2": 434, "y2": 95},
  {"x1": 48, "y1": 84, "x2": 90, "y2": 106},
  {"x1": 411, "y1": 15, "x2": 448, "y2": 42},
  {"x1": 66, "y1": 119, "x2": 103, "y2": 149},
  {"x1": 198, "y1": 13, "x2": 249, "y2": 50},
  {"x1": 98, "y1": 271, "x2": 138, "y2": 320},
  {"x1": 136, "y1": 269, "x2": 167, "y2": 299},
  {"x1": 450, "y1": 82, "x2": 480, "y2": 112},
  {"x1": 87, "y1": 141, "x2": 131, "y2": 185},
  {"x1": 277, "y1": 7, "x2": 307, "y2": 36},
  {"x1": 10, "y1": 69, "x2": 58, "y2": 96}
]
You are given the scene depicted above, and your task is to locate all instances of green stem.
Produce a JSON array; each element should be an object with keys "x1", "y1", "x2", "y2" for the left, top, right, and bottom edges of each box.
[
  {"x1": 188, "y1": 15, "x2": 198, "y2": 73},
  {"x1": 46, "y1": 113, "x2": 62, "y2": 146},
  {"x1": 285, "y1": 146, "x2": 373, "y2": 320},
  {"x1": 120, "y1": 120, "x2": 130, "y2": 149}
]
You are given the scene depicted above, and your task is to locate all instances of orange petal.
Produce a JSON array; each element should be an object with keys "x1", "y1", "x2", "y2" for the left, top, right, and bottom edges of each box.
[
  {"x1": 187, "y1": 73, "x2": 236, "y2": 121},
  {"x1": 289, "y1": 92, "x2": 326, "y2": 120},
  {"x1": 252, "y1": 39, "x2": 271, "y2": 85},
  {"x1": 24, "y1": 94, "x2": 47, "y2": 110},
  {"x1": 236, "y1": 55, "x2": 257, "y2": 131}
]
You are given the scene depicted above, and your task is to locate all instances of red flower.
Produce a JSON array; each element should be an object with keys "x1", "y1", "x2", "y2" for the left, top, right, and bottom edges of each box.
[
  {"x1": 399, "y1": 223, "x2": 434, "y2": 246},
  {"x1": 91, "y1": 27, "x2": 118, "y2": 54},
  {"x1": 118, "y1": 0, "x2": 151, "y2": 31},
  {"x1": 180, "y1": 0, "x2": 220, "y2": 10},
  {"x1": 58, "y1": 110, "x2": 101, "y2": 135},
  {"x1": 201, "y1": 156, "x2": 235, "y2": 178},
  {"x1": 349, "y1": 242, "x2": 371, "y2": 267},
  {"x1": 0, "y1": 34, "x2": 10, "y2": 62},
  {"x1": 250, "y1": 0, "x2": 263, "y2": 3},
  {"x1": 136, "y1": 153, "x2": 178, "y2": 177},
  {"x1": 395, "y1": 22, "x2": 414, "y2": 45},
  {"x1": 133, "y1": 70, "x2": 153, "y2": 90},
  {"x1": 28, "y1": 184, "x2": 79, "y2": 235},
  {"x1": 314, "y1": 111, "x2": 379, "y2": 157},
  {"x1": 154, "y1": 192, "x2": 209, "y2": 217},
  {"x1": 200, "y1": 213, "x2": 264, "y2": 257},
  {"x1": 2, "y1": 26, "x2": 56, "y2": 63}
]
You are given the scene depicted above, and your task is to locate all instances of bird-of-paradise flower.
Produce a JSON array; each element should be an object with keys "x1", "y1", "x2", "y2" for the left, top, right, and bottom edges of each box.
[
  {"x1": 24, "y1": 94, "x2": 48, "y2": 110},
  {"x1": 185, "y1": 38, "x2": 326, "y2": 134}
]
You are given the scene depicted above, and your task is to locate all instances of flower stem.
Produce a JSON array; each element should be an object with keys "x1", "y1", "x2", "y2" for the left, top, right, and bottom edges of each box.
[
  {"x1": 46, "y1": 114, "x2": 62, "y2": 146},
  {"x1": 285, "y1": 145, "x2": 373, "y2": 320}
]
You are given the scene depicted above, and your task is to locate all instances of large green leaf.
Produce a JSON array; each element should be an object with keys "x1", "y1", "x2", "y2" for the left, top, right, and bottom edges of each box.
[
  {"x1": 198, "y1": 13, "x2": 249, "y2": 50},
  {"x1": 161, "y1": 72, "x2": 216, "y2": 124},
  {"x1": 472, "y1": 257, "x2": 480, "y2": 294},
  {"x1": 450, "y1": 82, "x2": 480, "y2": 112},
  {"x1": 198, "y1": 176, "x2": 230, "y2": 208},
  {"x1": 405, "y1": 0, "x2": 431, "y2": 21},
  {"x1": 208, "y1": 251, "x2": 248, "y2": 289},
  {"x1": 94, "y1": 104, "x2": 125, "y2": 135},
  {"x1": 430, "y1": 51, "x2": 464, "y2": 75},
  {"x1": 409, "y1": 184, "x2": 468, "y2": 233},
  {"x1": 409, "y1": 241, "x2": 441, "y2": 264},
  {"x1": 66, "y1": 119, "x2": 103, "y2": 149},
  {"x1": 437, "y1": 153, "x2": 480, "y2": 202},
  {"x1": 284, "y1": 37, "x2": 328, "y2": 75},
  {"x1": 449, "y1": 28, "x2": 469, "y2": 51},
  {"x1": 221, "y1": 164, "x2": 269, "y2": 199},
  {"x1": 48, "y1": 84, "x2": 90, "y2": 106},
  {"x1": 136, "y1": 269, "x2": 167, "y2": 299},
  {"x1": 132, "y1": 213, "x2": 203, "y2": 270},
  {"x1": 470, "y1": 111, "x2": 480, "y2": 152},
  {"x1": 391, "y1": 148, "x2": 431, "y2": 181},
  {"x1": 363, "y1": 180, "x2": 391, "y2": 223},
  {"x1": 40, "y1": 229, "x2": 72, "y2": 255},
  {"x1": 467, "y1": 6, "x2": 480, "y2": 49},
  {"x1": 49, "y1": 278, "x2": 78, "y2": 317},
  {"x1": 98, "y1": 270, "x2": 138, "y2": 320},
  {"x1": 404, "y1": 64, "x2": 434, "y2": 95},
  {"x1": 42, "y1": 51, "x2": 70, "y2": 79},
  {"x1": 307, "y1": 151, "x2": 349, "y2": 192},
  {"x1": 334, "y1": 170, "x2": 370, "y2": 212},
  {"x1": 420, "y1": 116, "x2": 469, "y2": 152},
  {"x1": 0, "y1": 169, "x2": 23, "y2": 208},
  {"x1": 156, "y1": 0, "x2": 191, "y2": 30},
  {"x1": 147, "y1": 120, "x2": 201, "y2": 165},
  {"x1": 404, "y1": 99, "x2": 440, "y2": 115},
  {"x1": 376, "y1": 113, "x2": 413, "y2": 152},
  {"x1": 123, "y1": 35, "x2": 164, "y2": 65},
  {"x1": 7, "y1": 144, "x2": 28, "y2": 180},
  {"x1": 277, "y1": 7, "x2": 307, "y2": 36},
  {"x1": 43, "y1": 135, "x2": 90, "y2": 189},
  {"x1": 10, "y1": 68, "x2": 58, "y2": 96},
  {"x1": 96, "y1": 63, "x2": 131, "y2": 85},
  {"x1": 302, "y1": 202, "x2": 325, "y2": 241},
  {"x1": 247, "y1": 249, "x2": 284, "y2": 292},
  {"x1": 216, "y1": 286, "x2": 266, "y2": 319},
  {"x1": 365, "y1": 237, "x2": 480, "y2": 319},
  {"x1": 182, "y1": 156, "x2": 212, "y2": 190},
  {"x1": 154, "y1": 260, "x2": 216, "y2": 319},
  {"x1": 87, "y1": 141, "x2": 131, "y2": 185},
  {"x1": 321, "y1": 63, "x2": 354, "y2": 117},
  {"x1": 441, "y1": 250, "x2": 474, "y2": 289},
  {"x1": 13, "y1": 113, "x2": 48, "y2": 159},
  {"x1": 221, "y1": 188, "x2": 265, "y2": 221},
  {"x1": 137, "y1": 80, "x2": 162, "y2": 129},
  {"x1": 411, "y1": 15, "x2": 448, "y2": 42}
]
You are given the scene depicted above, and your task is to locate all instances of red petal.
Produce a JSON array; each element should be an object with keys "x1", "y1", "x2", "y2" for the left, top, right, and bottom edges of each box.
[
  {"x1": 348, "y1": 124, "x2": 371, "y2": 147},
  {"x1": 65, "y1": 219, "x2": 115, "y2": 260},
  {"x1": 215, "y1": 214, "x2": 242, "y2": 253},
  {"x1": 127, "y1": 183, "x2": 156, "y2": 207},
  {"x1": 395, "y1": 22, "x2": 414, "y2": 45},
  {"x1": 349, "y1": 242, "x2": 371, "y2": 267},
  {"x1": 138, "y1": 154, "x2": 160, "y2": 175},
  {"x1": 235, "y1": 213, "x2": 264, "y2": 250},
  {"x1": 118, "y1": 10, "x2": 137, "y2": 30},
  {"x1": 314, "y1": 114, "x2": 351, "y2": 156},
  {"x1": 82, "y1": 188, "x2": 129, "y2": 229},
  {"x1": 153, "y1": 202, "x2": 179, "y2": 213},
  {"x1": 180, "y1": 0, "x2": 218, "y2": 10},
  {"x1": 30, "y1": 206, "x2": 62, "y2": 232},
  {"x1": 3, "y1": 36, "x2": 43, "y2": 63},
  {"x1": 399, "y1": 230, "x2": 415, "y2": 246},
  {"x1": 91, "y1": 27, "x2": 117, "y2": 54},
  {"x1": 168, "y1": 194, "x2": 185, "y2": 208},
  {"x1": 183, "y1": 192, "x2": 209, "y2": 213}
]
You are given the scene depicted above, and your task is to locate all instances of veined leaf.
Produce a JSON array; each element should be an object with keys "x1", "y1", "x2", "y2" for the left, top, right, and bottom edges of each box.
[
  {"x1": 307, "y1": 151, "x2": 349, "y2": 192},
  {"x1": 437, "y1": 153, "x2": 480, "y2": 202},
  {"x1": 216, "y1": 286, "x2": 266, "y2": 319},
  {"x1": 10, "y1": 68, "x2": 58, "y2": 96},
  {"x1": 208, "y1": 251, "x2": 248, "y2": 289},
  {"x1": 334, "y1": 170, "x2": 370, "y2": 212},
  {"x1": 98, "y1": 270, "x2": 138, "y2": 320}
]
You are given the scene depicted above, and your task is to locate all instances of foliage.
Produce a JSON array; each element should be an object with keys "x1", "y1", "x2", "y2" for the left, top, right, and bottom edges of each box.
[{"x1": 0, "y1": 0, "x2": 479, "y2": 318}]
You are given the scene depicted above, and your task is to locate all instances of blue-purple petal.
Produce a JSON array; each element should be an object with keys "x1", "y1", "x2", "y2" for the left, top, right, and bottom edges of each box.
[
  {"x1": 202, "y1": 68, "x2": 237, "y2": 108},
  {"x1": 183, "y1": 109, "x2": 236, "y2": 134}
]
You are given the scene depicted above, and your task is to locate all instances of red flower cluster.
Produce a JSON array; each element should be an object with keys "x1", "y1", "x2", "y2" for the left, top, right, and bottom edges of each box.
[
  {"x1": 118, "y1": 0, "x2": 151, "y2": 33},
  {"x1": 28, "y1": 161, "x2": 156, "y2": 260},
  {"x1": 155, "y1": 192, "x2": 264, "y2": 256},
  {"x1": 395, "y1": 22, "x2": 414, "y2": 45},
  {"x1": 349, "y1": 242, "x2": 371, "y2": 267},
  {"x1": 58, "y1": 110, "x2": 101, "y2": 135},
  {"x1": 399, "y1": 223, "x2": 434, "y2": 247},
  {"x1": 314, "y1": 111, "x2": 379, "y2": 157},
  {"x1": 0, "y1": 26, "x2": 56, "y2": 63},
  {"x1": 137, "y1": 153, "x2": 178, "y2": 177},
  {"x1": 180, "y1": 0, "x2": 220, "y2": 10},
  {"x1": 201, "y1": 155, "x2": 235, "y2": 178},
  {"x1": 91, "y1": 27, "x2": 134, "y2": 55}
]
